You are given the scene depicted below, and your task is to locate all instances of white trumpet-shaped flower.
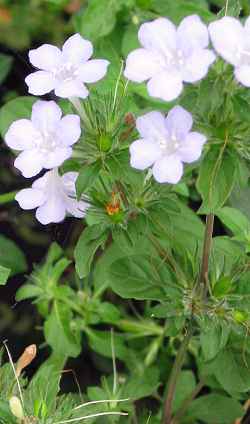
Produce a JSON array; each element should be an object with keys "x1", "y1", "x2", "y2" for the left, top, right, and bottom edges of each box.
[
  {"x1": 130, "y1": 106, "x2": 206, "y2": 184},
  {"x1": 25, "y1": 33, "x2": 109, "y2": 98},
  {"x1": 5, "y1": 100, "x2": 81, "y2": 178},
  {"x1": 209, "y1": 16, "x2": 250, "y2": 87},
  {"x1": 15, "y1": 169, "x2": 88, "y2": 225},
  {"x1": 124, "y1": 15, "x2": 216, "y2": 101}
]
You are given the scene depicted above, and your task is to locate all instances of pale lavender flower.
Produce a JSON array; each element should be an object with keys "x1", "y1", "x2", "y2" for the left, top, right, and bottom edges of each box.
[
  {"x1": 130, "y1": 106, "x2": 206, "y2": 184},
  {"x1": 209, "y1": 16, "x2": 250, "y2": 87},
  {"x1": 15, "y1": 169, "x2": 88, "y2": 225},
  {"x1": 5, "y1": 100, "x2": 81, "y2": 178},
  {"x1": 25, "y1": 33, "x2": 109, "y2": 98},
  {"x1": 124, "y1": 15, "x2": 216, "y2": 102}
]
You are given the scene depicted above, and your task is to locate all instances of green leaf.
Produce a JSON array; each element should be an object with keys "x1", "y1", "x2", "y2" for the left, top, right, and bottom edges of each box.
[
  {"x1": 197, "y1": 146, "x2": 237, "y2": 214},
  {"x1": 200, "y1": 321, "x2": 230, "y2": 361},
  {"x1": 97, "y1": 302, "x2": 121, "y2": 323},
  {"x1": 213, "y1": 276, "x2": 232, "y2": 298},
  {"x1": 86, "y1": 329, "x2": 129, "y2": 360},
  {"x1": 0, "y1": 235, "x2": 27, "y2": 276},
  {"x1": 0, "y1": 53, "x2": 13, "y2": 84},
  {"x1": 76, "y1": 161, "x2": 101, "y2": 199},
  {"x1": 217, "y1": 0, "x2": 242, "y2": 17},
  {"x1": 212, "y1": 236, "x2": 244, "y2": 275},
  {"x1": 187, "y1": 394, "x2": 243, "y2": 423},
  {"x1": 15, "y1": 284, "x2": 44, "y2": 301},
  {"x1": 122, "y1": 367, "x2": 160, "y2": 400},
  {"x1": 74, "y1": 225, "x2": 107, "y2": 278},
  {"x1": 44, "y1": 302, "x2": 81, "y2": 358},
  {"x1": 0, "y1": 96, "x2": 36, "y2": 137},
  {"x1": 27, "y1": 355, "x2": 66, "y2": 416},
  {"x1": 121, "y1": 24, "x2": 140, "y2": 57},
  {"x1": 50, "y1": 257, "x2": 71, "y2": 283},
  {"x1": 73, "y1": 0, "x2": 122, "y2": 42},
  {"x1": 108, "y1": 254, "x2": 169, "y2": 300},
  {"x1": 210, "y1": 349, "x2": 250, "y2": 393},
  {"x1": 151, "y1": 0, "x2": 213, "y2": 22},
  {"x1": 0, "y1": 265, "x2": 10, "y2": 286},
  {"x1": 216, "y1": 206, "x2": 250, "y2": 236},
  {"x1": 232, "y1": 94, "x2": 250, "y2": 122},
  {"x1": 172, "y1": 371, "x2": 196, "y2": 413},
  {"x1": 93, "y1": 234, "x2": 156, "y2": 292},
  {"x1": 0, "y1": 400, "x2": 16, "y2": 424}
]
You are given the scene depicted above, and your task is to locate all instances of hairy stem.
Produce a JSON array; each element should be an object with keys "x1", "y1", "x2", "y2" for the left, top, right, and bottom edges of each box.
[
  {"x1": 162, "y1": 323, "x2": 193, "y2": 424},
  {"x1": 162, "y1": 214, "x2": 214, "y2": 424},
  {"x1": 199, "y1": 213, "x2": 214, "y2": 298}
]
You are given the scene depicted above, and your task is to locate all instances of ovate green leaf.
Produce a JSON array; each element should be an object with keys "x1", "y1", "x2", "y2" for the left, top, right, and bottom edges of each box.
[
  {"x1": 197, "y1": 146, "x2": 237, "y2": 214},
  {"x1": 0, "y1": 96, "x2": 36, "y2": 137}
]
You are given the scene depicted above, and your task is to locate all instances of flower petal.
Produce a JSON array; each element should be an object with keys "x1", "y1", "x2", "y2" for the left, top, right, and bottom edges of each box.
[
  {"x1": 55, "y1": 80, "x2": 89, "y2": 98},
  {"x1": 130, "y1": 138, "x2": 162, "y2": 170},
  {"x1": 29, "y1": 44, "x2": 62, "y2": 71},
  {"x1": 78, "y1": 59, "x2": 109, "y2": 83},
  {"x1": 62, "y1": 33, "x2": 93, "y2": 65},
  {"x1": 31, "y1": 100, "x2": 62, "y2": 133},
  {"x1": 182, "y1": 49, "x2": 216, "y2": 82},
  {"x1": 139, "y1": 18, "x2": 177, "y2": 57},
  {"x1": 165, "y1": 106, "x2": 193, "y2": 139},
  {"x1": 66, "y1": 198, "x2": 87, "y2": 218},
  {"x1": 36, "y1": 197, "x2": 66, "y2": 224},
  {"x1": 14, "y1": 149, "x2": 44, "y2": 178},
  {"x1": 177, "y1": 15, "x2": 209, "y2": 54},
  {"x1": 178, "y1": 132, "x2": 206, "y2": 163},
  {"x1": 136, "y1": 111, "x2": 168, "y2": 140},
  {"x1": 235, "y1": 65, "x2": 250, "y2": 87},
  {"x1": 209, "y1": 17, "x2": 244, "y2": 66},
  {"x1": 5, "y1": 119, "x2": 38, "y2": 150},
  {"x1": 152, "y1": 155, "x2": 183, "y2": 184},
  {"x1": 32, "y1": 172, "x2": 50, "y2": 190},
  {"x1": 25, "y1": 71, "x2": 56, "y2": 95},
  {"x1": 124, "y1": 48, "x2": 163, "y2": 82},
  {"x1": 62, "y1": 171, "x2": 78, "y2": 192},
  {"x1": 56, "y1": 115, "x2": 81, "y2": 146},
  {"x1": 45, "y1": 147, "x2": 73, "y2": 169},
  {"x1": 147, "y1": 71, "x2": 183, "y2": 101},
  {"x1": 15, "y1": 188, "x2": 45, "y2": 210}
]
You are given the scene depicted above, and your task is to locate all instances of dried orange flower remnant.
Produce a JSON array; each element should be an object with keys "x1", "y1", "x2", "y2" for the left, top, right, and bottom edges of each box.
[{"x1": 106, "y1": 192, "x2": 121, "y2": 216}]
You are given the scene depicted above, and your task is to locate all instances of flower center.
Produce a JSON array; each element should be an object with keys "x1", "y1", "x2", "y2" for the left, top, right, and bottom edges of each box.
[
  {"x1": 158, "y1": 133, "x2": 181, "y2": 155},
  {"x1": 34, "y1": 130, "x2": 59, "y2": 154},
  {"x1": 53, "y1": 62, "x2": 79, "y2": 82},
  {"x1": 162, "y1": 48, "x2": 185, "y2": 70}
]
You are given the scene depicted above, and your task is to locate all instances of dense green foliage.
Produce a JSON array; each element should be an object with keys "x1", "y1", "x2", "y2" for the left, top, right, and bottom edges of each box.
[{"x1": 1, "y1": 0, "x2": 250, "y2": 423}]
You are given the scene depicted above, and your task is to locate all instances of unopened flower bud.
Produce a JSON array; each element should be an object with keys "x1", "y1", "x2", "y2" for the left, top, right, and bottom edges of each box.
[
  {"x1": 16, "y1": 344, "x2": 37, "y2": 377},
  {"x1": 9, "y1": 396, "x2": 24, "y2": 420}
]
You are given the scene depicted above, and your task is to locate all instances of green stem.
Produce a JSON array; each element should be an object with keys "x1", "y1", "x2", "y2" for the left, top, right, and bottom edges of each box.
[
  {"x1": 199, "y1": 213, "x2": 214, "y2": 298},
  {"x1": 0, "y1": 190, "x2": 17, "y2": 204},
  {"x1": 162, "y1": 322, "x2": 193, "y2": 424}
]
